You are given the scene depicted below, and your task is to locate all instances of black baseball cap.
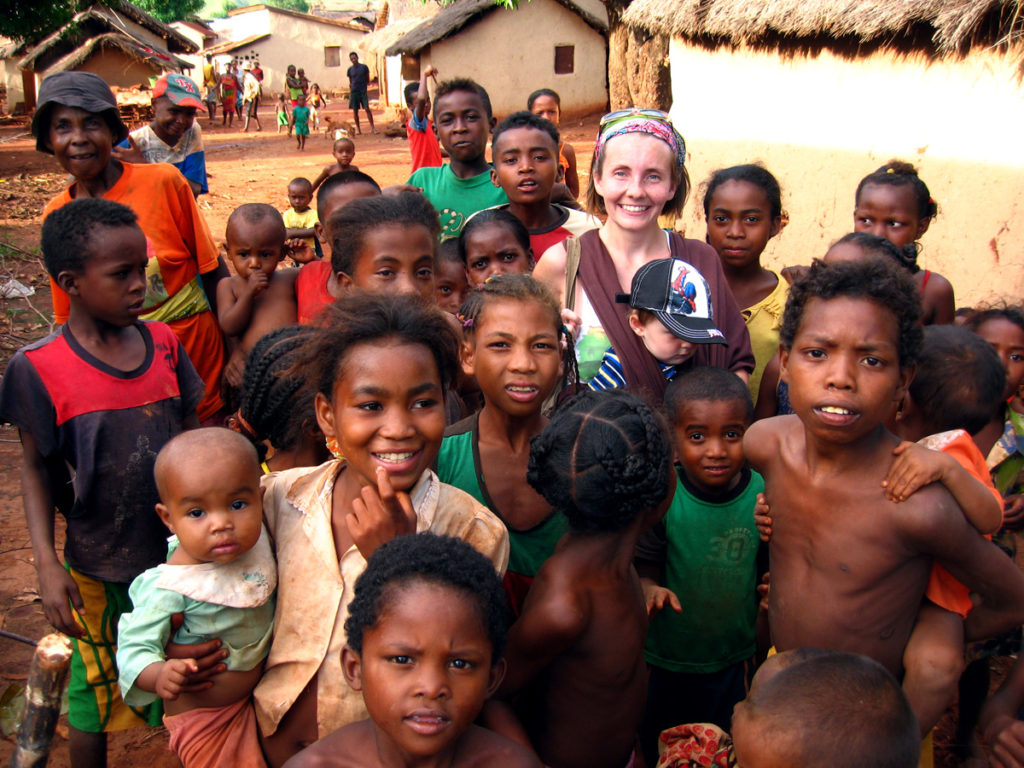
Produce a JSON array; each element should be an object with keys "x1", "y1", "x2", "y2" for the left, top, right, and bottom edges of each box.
[
  {"x1": 616, "y1": 258, "x2": 727, "y2": 345},
  {"x1": 31, "y1": 71, "x2": 129, "y2": 154}
]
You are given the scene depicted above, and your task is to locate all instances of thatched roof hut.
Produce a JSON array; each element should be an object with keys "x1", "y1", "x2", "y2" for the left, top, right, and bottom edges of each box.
[
  {"x1": 375, "y1": 0, "x2": 608, "y2": 116},
  {"x1": 9, "y1": 1, "x2": 197, "y2": 110},
  {"x1": 621, "y1": 0, "x2": 1024, "y2": 306},
  {"x1": 623, "y1": 0, "x2": 1021, "y2": 55}
]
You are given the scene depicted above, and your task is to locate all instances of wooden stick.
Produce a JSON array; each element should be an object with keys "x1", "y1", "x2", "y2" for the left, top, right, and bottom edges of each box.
[{"x1": 11, "y1": 634, "x2": 73, "y2": 768}]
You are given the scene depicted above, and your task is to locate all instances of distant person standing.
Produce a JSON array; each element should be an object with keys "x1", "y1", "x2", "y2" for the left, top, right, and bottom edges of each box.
[
  {"x1": 346, "y1": 51, "x2": 376, "y2": 134},
  {"x1": 242, "y1": 62, "x2": 262, "y2": 132},
  {"x1": 202, "y1": 54, "x2": 218, "y2": 122}
]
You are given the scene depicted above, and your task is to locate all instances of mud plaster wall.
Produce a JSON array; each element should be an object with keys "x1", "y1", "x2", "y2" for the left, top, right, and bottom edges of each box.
[{"x1": 668, "y1": 40, "x2": 1024, "y2": 307}]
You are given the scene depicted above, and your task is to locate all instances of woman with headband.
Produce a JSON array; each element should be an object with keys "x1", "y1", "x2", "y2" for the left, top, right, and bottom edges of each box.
[{"x1": 533, "y1": 109, "x2": 753, "y2": 402}]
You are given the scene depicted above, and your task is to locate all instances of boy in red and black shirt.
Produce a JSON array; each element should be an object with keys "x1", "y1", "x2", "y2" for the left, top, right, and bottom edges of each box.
[{"x1": 0, "y1": 198, "x2": 204, "y2": 767}]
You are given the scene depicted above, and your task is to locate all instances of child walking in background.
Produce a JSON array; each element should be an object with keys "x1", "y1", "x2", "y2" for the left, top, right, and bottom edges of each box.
[
  {"x1": 291, "y1": 94, "x2": 311, "y2": 150},
  {"x1": 308, "y1": 82, "x2": 326, "y2": 130},
  {"x1": 220, "y1": 64, "x2": 237, "y2": 128},
  {"x1": 588, "y1": 258, "x2": 726, "y2": 392},
  {"x1": 231, "y1": 326, "x2": 328, "y2": 474},
  {"x1": 404, "y1": 65, "x2": 443, "y2": 172},
  {"x1": 276, "y1": 94, "x2": 290, "y2": 134},
  {"x1": 0, "y1": 198, "x2": 205, "y2": 768},
  {"x1": 251, "y1": 294, "x2": 509, "y2": 766},
  {"x1": 312, "y1": 137, "x2": 358, "y2": 191},
  {"x1": 216, "y1": 204, "x2": 298, "y2": 400},
  {"x1": 437, "y1": 275, "x2": 578, "y2": 614},
  {"x1": 283, "y1": 534, "x2": 541, "y2": 768},
  {"x1": 527, "y1": 88, "x2": 579, "y2": 201},
  {"x1": 493, "y1": 389, "x2": 675, "y2": 768},
  {"x1": 853, "y1": 160, "x2": 955, "y2": 324},
  {"x1": 636, "y1": 367, "x2": 764, "y2": 765},
  {"x1": 283, "y1": 178, "x2": 320, "y2": 263},
  {"x1": 703, "y1": 164, "x2": 786, "y2": 403},
  {"x1": 117, "y1": 428, "x2": 274, "y2": 768}
]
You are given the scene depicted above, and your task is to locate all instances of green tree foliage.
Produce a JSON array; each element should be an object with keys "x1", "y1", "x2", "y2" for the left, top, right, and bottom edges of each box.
[
  {"x1": 133, "y1": 0, "x2": 206, "y2": 22},
  {"x1": 1, "y1": 3, "x2": 79, "y2": 44}
]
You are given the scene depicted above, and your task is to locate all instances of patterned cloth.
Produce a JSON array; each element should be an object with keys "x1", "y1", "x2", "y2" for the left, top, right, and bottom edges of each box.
[
  {"x1": 595, "y1": 110, "x2": 686, "y2": 171},
  {"x1": 656, "y1": 723, "x2": 736, "y2": 768}
]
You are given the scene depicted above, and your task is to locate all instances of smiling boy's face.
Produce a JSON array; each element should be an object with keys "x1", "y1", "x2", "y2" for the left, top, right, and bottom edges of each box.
[
  {"x1": 432, "y1": 90, "x2": 494, "y2": 163},
  {"x1": 491, "y1": 126, "x2": 559, "y2": 206}
]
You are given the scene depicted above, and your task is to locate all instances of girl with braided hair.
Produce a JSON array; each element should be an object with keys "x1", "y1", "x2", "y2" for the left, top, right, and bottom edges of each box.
[
  {"x1": 853, "y1": 160, "x2": 955, "y2": 325},
  {"x1": 437, "y1": 274, "x2": 578, "y2": 615},
  {"x1": 489, "y1": 388, "x2": 675, "y2": 768},
  {"x1": 229, "y1": 325, "x2": 328, "y2": 473}
]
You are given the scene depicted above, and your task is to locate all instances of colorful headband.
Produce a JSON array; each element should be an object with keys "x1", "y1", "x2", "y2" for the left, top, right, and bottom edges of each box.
[{"x1": 594, "y1": 109, "x2": 686, "y2": 171}]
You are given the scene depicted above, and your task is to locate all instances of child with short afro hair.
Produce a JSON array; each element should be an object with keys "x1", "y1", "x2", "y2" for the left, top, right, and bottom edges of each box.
[
  {"x1": 731, "y1": 651, "x2": 920, "y2": 768},
  {"x1": 491, "y1": 389, "x2": 675, "y2": 768},
  {"x1": 284, "y1": 533, "x2": 538, "y2": 768}
]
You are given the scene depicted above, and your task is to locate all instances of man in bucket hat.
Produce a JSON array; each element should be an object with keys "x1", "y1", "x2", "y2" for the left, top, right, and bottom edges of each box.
[{"x1": 112, "y1": 73, "x2": 209, "y2": 197}]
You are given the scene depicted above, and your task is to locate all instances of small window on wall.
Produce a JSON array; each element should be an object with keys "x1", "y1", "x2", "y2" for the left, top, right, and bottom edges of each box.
[
  {"x1": 325, "y1": 46, "x2": 341, "y2": 67},
  {"x1": 554, "y1": 45, "x2": 574, "y2": 75}
]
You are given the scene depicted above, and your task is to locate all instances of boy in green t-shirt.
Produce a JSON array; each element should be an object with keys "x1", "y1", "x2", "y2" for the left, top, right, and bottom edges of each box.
[
  {"x1": 407, "y1": 78, "x2": 507, "y2": 239},
  {"x1": 635, "y1": 366, "x2": 766, "y2": 766}
]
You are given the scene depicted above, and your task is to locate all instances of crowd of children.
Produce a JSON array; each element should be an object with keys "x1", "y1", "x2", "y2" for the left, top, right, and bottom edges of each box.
[{"x1": 6, "y1": 65, "x2": 1024, "y2": 768}]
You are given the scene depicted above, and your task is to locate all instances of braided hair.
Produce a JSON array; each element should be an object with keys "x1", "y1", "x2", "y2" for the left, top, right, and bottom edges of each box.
[
  {"x1": 855, "y1": 160, "x2": 938, "y2": 223},
  {"x1": 527, "y1": 389, "x2": 672, "y2": 533},
  {"x1": 458, "y1": 274, "x2": 580, "y2": 392},
  {"x1": 238, "y1": 326, "x2": 317, "y2": 461}
]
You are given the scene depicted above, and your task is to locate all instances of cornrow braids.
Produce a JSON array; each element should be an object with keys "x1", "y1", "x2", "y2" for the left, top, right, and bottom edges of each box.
[
  {"x1": 527, "y1": 389, "x2": 672, "y2": 533},
  {"x1": 239, "y1": 326, "x2": 315, "y2": 460},
  {"x1": 855, "y1": 159, "x2": 938, "y2": 221},
  {"x1": 457, "y1": 274, "x2": 580, "y2": 391},
  {"x1": 833, "y1": 231, "x2": 919, "y2": 274}
]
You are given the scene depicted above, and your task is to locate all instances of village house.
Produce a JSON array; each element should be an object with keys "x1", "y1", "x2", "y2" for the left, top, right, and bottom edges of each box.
[
  {"x1": 376, "y1": 0, "x2": 608, "y2": 118},
  {"x1": 205, "y1": 4, "x2": 371, "y2": 100},
  {"x1": 622, "y1": 0, "x2": 1024, "y2": 304},
  {"x1": 2, "y1": 0, "x2": 196, "y2": 113}
]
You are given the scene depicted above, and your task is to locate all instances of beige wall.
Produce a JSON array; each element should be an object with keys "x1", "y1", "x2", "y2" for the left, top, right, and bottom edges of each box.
[
  {"x1": 210, "y1": 9, "x2": 369, "y2": 96},
  {"x1": 423, "y1": 0, "x2": 607, "y2": 118},
  {"x1": 668, "y1": 40, "x2": 1024, "y2": 307},
  {"x1": 3, "y1": 57, "x2": 24, "y2": 109},
  {"x1": 72, "y1": 51, "x2": 161, "y2": 89}
]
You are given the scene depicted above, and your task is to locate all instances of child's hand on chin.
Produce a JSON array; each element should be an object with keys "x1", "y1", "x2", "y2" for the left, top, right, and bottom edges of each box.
[{"x1": 348, "y1": 466, "x2": 417, "y2": 559}]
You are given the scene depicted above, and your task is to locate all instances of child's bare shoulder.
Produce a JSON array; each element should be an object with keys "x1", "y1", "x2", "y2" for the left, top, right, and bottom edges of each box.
[
  {"x1": 744, "y1": 414, "x2": 800, "y2": 468},
  {"x1": 520, "y1": 559, "x2": 590, "y2": 640},
  {"x1": 281, "y1": 721, "x2": 372, "y2": 767},
  {"x1": 890, "y1": 480, "x2": 965, "y2": 547},
  {"x1": 269, "y1": 266, "x2": 300, "y2": 289},
  {"x1": 458, "y1": 725, "x2": 544, "y2": 767}
]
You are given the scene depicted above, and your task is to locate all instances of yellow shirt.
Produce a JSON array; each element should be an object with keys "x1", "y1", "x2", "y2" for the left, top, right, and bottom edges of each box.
[
  {"x1": 743, "y1": 273, "x2": 788, "y2": 405},
  {"x1": 254, "y1": 461, "x2": 509, "y2": 738},
  {"x1": 282, "y1": 207, "x2": 319, "y2": 253}
]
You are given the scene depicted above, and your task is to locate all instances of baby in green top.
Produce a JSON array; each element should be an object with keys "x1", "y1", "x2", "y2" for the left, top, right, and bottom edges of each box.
[{"x1": 117, "y1": 427, "x2": 275, "y2": 767}]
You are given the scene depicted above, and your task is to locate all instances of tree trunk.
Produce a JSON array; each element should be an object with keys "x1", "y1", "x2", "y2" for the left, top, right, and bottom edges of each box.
[
  {"x1": 606, "y1": 1, "x2": 672, "y2": 111},
  {"x1": 11, "y1": 634, "x2": 73, "y2": 768}
]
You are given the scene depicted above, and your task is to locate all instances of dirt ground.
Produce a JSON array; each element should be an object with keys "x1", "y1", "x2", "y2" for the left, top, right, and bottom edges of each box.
[{"x1": 0, "y1": 99, "x2": 1013, "y2": 767}]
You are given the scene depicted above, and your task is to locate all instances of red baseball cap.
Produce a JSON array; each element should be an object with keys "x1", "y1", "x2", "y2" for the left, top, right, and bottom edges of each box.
[{"x1": 152, "y1": 73, "x2": 205, "y2": 110}]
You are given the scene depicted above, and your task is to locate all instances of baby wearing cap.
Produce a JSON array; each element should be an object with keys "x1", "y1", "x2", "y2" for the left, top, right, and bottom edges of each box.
[{"x1": 588, "y1": 258, "x2": 727, "y2": 392}]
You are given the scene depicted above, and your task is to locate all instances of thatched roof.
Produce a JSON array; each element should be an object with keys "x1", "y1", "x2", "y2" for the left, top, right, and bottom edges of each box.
[
  {"x1": 621, "y1": 0, "x2": 1021, "y2": 54},
  {"x1": 386, "y1": 0, "x2": 607, "y2": 56},
  {"x1": 29, "y1": 32, "x2": 190, "y2": 75},
  {"x1": 227, "y1": 4, "x2": 369, "y2": 33},
  {"x1": 363, "y1": 17, "x2": 429, "y2": 53},
  {"x1": 20, "y1": 6, "x2": 195, "y2": 73}
]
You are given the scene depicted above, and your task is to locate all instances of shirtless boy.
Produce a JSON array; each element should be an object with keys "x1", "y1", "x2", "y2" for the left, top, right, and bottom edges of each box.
[
  {"x1": 744, "y1": 258, "x2": 1024, "y2": 678},
  {"x1": 217, "y1": 204, "x2": 298, "y2": 393}
]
